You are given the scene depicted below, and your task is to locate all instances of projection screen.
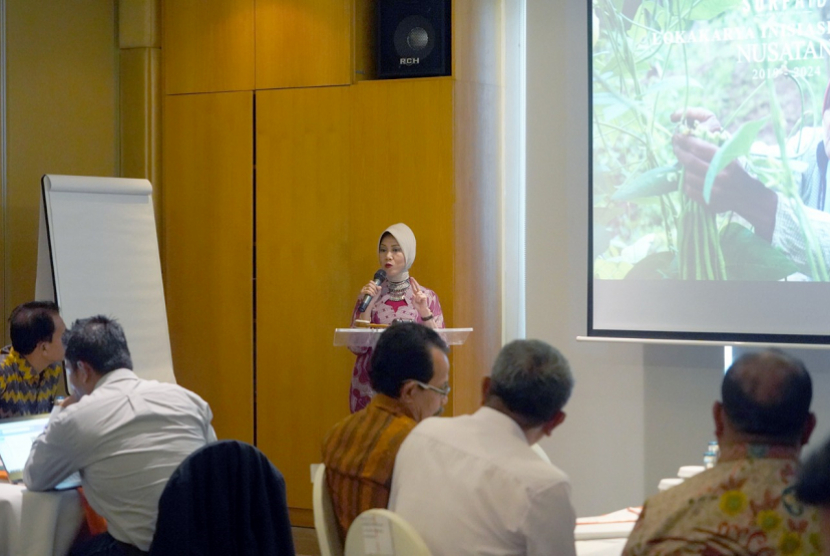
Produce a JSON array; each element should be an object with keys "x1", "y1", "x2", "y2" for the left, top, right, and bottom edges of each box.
[{"x1": 590, "y1": 0, "x2": 830, "y2": 343}]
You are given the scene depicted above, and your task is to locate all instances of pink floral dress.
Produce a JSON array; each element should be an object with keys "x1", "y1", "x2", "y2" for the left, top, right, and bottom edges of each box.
[{"x1": 349, "y1": 278, "x2": 444, "y2": 413}]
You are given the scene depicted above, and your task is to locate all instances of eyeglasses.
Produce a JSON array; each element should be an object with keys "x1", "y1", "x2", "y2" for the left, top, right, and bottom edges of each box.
[{"x1": 409, "y1": 380, "x2": 451, "y2": 398}]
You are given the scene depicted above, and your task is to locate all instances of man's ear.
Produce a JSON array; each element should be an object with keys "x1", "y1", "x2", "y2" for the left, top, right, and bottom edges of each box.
[
  {"x1": 75, "y1": 361, "x2": 91, "y2": 383},
  {"x1": 713, "y1": 401, "x2": 725, "y2": 438},
  {"x1": 802, "y1": 412, "x2": 817, "y2": 446},
  {"x1": 399, "y1": 381, "x2": 419, "y2": 403},
  {"x1": 481, "y1": 376, "x2": 491, "y2": 405},
  {"x1": 541, "y1": 411, "x2": 566, "y2": 437}
]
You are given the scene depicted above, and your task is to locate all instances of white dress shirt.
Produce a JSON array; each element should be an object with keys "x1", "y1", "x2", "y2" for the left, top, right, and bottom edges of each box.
[
  {"x1": 388, "y1": 407, "x2": 576, "y2": 556},
  {"x1": 24, "y1": 369, "x2": 217, "y2": 551}
]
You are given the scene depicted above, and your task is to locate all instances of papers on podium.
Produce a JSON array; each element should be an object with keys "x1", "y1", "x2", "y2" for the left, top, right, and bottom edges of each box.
[{"x1": 333, "y1": 328, "x2": 473, "y2": 349}]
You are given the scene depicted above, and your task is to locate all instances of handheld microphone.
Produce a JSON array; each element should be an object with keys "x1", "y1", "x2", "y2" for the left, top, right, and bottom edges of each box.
[{"x1": 359, "y1": 269, "x2": 387, "y2": 313}]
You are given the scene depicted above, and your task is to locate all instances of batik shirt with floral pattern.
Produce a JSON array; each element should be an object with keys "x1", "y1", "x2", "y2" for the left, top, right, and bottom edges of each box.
[{"x1": 623, "y1": 444, "x2": 823, "y2": 556}]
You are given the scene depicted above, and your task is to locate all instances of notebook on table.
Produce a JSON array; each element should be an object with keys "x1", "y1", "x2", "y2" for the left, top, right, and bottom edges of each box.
[{"x1": 0, "y1": 413, "x2": 81, "y2": 490}]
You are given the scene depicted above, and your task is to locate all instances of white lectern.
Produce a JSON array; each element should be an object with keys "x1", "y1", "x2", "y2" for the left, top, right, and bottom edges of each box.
[{"x1": 333, "y1": 328, "x2": 473, "y2": 349}]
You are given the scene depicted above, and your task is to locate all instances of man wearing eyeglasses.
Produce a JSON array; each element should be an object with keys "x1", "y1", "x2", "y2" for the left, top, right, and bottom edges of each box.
[
  {"x1": 322, "y1": 322, "x2": 450, "y2": 543},
  {"x1": 389, "y1": 339, "x2": 576, "y2": 556}
]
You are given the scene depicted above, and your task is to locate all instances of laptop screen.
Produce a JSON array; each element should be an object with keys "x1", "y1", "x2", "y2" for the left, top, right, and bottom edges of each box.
[
  {"x1": 0, "y1": 414, "x2": 50, "y2": 477},
  {"x1": 0, "y1": 413, "x2": 82, "y2": 489}
]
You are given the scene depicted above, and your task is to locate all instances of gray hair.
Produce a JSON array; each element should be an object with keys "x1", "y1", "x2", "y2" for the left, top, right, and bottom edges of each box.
[
  {"x1": 64, "y1": 315, "x2": 133, "y2": 374},
  {"x1": 488, "y1": 339, "x2": 574, "y2": 426}
]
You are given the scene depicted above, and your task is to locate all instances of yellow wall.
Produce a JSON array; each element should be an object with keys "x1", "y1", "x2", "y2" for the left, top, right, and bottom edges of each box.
[
  {"x1": 255, "y1": 79, "x2": 455, "y2": 512},
  {"x1": 164, "y1": 92, "x2": 255, "y2": 443},
  {"x1": 1, "y1": 2, "x2": 119, "y2": 339},
  {"x1": 161, "y1": 0, "x2": 503, "y2": 522},
  {"x1": 0, "y1": 0, "x2": 505, "y2": 523}
]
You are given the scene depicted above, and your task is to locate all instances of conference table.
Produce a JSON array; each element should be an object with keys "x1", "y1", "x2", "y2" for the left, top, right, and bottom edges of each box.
[
  {"x1": 574, "y1": 507, "x2": 638, "y2": 556},
  {"x1": 0, "y1": 482, "x2": 84, "y2": 556}
]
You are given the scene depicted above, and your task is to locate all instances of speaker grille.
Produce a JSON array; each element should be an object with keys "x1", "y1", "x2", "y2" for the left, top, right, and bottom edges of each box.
[
  {"x1": 378, "y1": 0, "x2": 451, "y2": 79},
  {"x1": 394, "y1": 15, "x2": 436, "y2": 59},
  {"x1": 407, "y1": 27, "x2": 429, "y2": 50}
]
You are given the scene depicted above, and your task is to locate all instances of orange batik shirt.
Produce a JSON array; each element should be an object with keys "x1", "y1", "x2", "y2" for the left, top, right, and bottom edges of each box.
[
  {"x1": 623, "y1": 444, "x2": 823, "y2": 556},
  {"x1": 322, "y1": 393, "x2": 417, "y2": 541}
]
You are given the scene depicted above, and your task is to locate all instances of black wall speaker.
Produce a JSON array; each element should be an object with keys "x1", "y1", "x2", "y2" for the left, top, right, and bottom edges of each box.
[{"x1": 378, "y1": 0, "x2": 451, "y2": 79}]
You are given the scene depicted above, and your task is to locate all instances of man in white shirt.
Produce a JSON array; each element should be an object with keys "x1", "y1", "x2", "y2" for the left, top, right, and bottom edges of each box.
[
  {"x1": 24, "y1": 315, "x2": 217, "y2": 556},
  {"x1": 388, "y1": 339, "x2": 577, "y2": 556}
]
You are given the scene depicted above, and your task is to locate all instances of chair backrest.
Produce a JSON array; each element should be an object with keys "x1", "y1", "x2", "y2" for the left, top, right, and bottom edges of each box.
[
  {"x1": 313, "y1": 464, "x2": 345, "y2": 556},
  {"x1": 149, "y1": 440, "x2": 295, "y2": 556},
  {"x1": 344, "y1": 509, "x2": 432, "y2": 556}
]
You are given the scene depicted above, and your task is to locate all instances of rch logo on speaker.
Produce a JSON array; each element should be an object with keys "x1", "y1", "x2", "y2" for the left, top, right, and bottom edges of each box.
[{"x1": 400, "y1": 57, "x2": 420, "y2": 66}]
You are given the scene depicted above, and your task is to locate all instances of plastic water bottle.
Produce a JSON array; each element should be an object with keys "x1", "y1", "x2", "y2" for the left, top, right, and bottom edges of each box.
[{"x1": 703, "y1": 440, "x2": 719, "y2": 469}]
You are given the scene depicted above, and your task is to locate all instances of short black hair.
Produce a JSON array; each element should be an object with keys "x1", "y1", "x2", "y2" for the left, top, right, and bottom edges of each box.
[
  {"x1": 722, "y1": 350, "x2": 812, "y2": 441},
  {"x1": 9, "y1": 301, "x2": 60, "y2": 355},
  {"x1": 796, "y1": 435, "x2": 830, "y2": 507},
  {"x1": 488, "y1": 339, "x2": 573, "y2": 426},
  {"x1": 369, "y1": 323, "x2": 448, "y2": 398},
  {"x1": 64, "y1": 315, "x2": 133, "y2": 374}
]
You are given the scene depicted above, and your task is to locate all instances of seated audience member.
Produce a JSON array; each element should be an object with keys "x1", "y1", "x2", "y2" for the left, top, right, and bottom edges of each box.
[
  {"x1": 623, "y1": 349, "x2": 822, "y2": 556},
  {"x1": 795, "y1": 435, "x2": 830, "y2": 554},
  {"x1": 0, "y1": 301, "x2": 66, "y2": 418},
  {"x1": 388, "y1": 339, "x2": 577, "y2": 556},
  {"x1": 322, "y1": 322, "x2": 450, "y2": 541},
  {"x1": 24, "y1": 316, "x2": 217, "y2": 556}
]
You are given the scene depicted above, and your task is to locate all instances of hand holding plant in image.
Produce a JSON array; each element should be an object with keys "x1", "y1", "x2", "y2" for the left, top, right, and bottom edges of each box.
[{"x1": 592, "y1": 0, "x2": 829, "y2": 281}]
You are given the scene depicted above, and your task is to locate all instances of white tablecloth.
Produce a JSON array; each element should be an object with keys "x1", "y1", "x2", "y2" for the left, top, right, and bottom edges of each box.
[
  {"x1": 0, "y1": 483, "x2": 84, "y2": 556},
  {"x1": 574, "y1": 507, "x2": 640, "y2": 556},
  {"x1": 576, "y1": 538, "x2": 628, "y2": 556}
]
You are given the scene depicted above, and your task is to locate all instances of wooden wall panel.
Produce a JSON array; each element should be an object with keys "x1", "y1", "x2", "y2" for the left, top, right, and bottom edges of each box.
[
  {"x1": 164, "y1": 92, "x2": 254, "y2": 443},
  {"x1": 160, "y1": 0, "x2": 502, "y2": 521},
  {"x1": 255, "y1": 0, "x2": 351, "y2": 89},
  {"x1": 163, "y1": 0, "x2": 255, "y2": 94},
  {"x1": 349, "y1": 79, "x2": 455, "y2": 303},
  {"x1": 353, "y1": 0, "x2": 377, "y2": 81},
  {"x1": 119, "y1": 0, "x2": 161, "y2": 48},
  {"x1": 349, "y1": 81, "x2": 456, "y2": 404},
  {"x1": 4, "y1": 2, "x2": 118, "y2": 332},
  {"x1": 255, "y1": 87, "x2": 353, "y2": 512},
  {"x1": 120, "y1": 48, "x2": 162, "y2": 239},
  {"x1": 256, "y1": 79, "x2": 456, "y2": 514}
]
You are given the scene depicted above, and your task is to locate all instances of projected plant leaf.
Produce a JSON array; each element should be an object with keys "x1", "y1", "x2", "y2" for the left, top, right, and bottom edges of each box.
[
  {"x1": 594, "y1": 225, "x2": 614, "y2": 257},
  {"x1": 686, "y1": 0, "x2": 743, "y2": 21},
  {"x1": 630, "y1": 1, "x2": 658, "y2": 44},
  {"x1": 702, "y1": 117, "x2": 768, "y2": 204},
  {"x1": 720, "y1": 223, "x2": 799, "y2": 280},
  {"x1": 625, "y1": 251, "x2": 678, "y2": 279},
  {"x1": 644, "y1": 77, "x2": 703, "y2": 97},
  {"x1": 591, "y1": 0, "x2": 830, "y2": 281},
  {"x1": 612, "y1": 165, "x2": 678, "y2": 201},
  {"x1": 594, "y1": 259, "x2": 634, "y2": 279}
]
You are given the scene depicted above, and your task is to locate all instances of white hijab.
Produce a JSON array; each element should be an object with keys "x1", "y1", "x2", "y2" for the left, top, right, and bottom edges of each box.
[{"x1": 379, "y1": 223, "x2": 416, "y2": 282}]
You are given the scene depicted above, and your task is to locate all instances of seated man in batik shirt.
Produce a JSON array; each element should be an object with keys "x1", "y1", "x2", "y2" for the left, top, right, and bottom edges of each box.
[
  {"x1": 623, "y1": 350, "x2": 823, "y2": 556},
  {"x1": 0, "y1": 301, "x2": 66, "y2": 418},
  {"x1": 322, "y1": 323, "x2": 450, "y2": 542}
]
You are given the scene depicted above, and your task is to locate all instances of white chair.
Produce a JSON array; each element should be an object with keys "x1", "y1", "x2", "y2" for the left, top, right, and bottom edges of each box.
[
  {"x1": 344, "y1": 509, "x2": 432, "y2": 556},
  {"x1": 313, "y1": 464, "x2": 345, "y2": 556}
]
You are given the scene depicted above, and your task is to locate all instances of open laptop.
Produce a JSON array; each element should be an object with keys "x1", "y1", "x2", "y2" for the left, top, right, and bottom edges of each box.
[{"x1": 0, "y1": 413, "x2": 81, "y2": 490}]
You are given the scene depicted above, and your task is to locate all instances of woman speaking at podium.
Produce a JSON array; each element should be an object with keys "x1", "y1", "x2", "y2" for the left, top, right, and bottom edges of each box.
[{"x1": 349, "y1": 223, "x2": 444, "y2": 412}]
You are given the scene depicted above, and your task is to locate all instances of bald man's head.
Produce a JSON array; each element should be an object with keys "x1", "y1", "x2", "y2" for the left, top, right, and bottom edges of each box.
[{"x1": 721, "y1": 350, "x2": 812, "y2": 443}]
